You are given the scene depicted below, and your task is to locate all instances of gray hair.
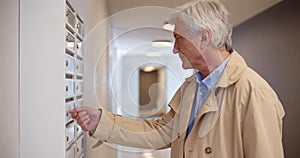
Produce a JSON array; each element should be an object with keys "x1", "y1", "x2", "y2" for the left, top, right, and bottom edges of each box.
[{"x1": 169, "y1": 0, "x2": 233, "y2": 51}]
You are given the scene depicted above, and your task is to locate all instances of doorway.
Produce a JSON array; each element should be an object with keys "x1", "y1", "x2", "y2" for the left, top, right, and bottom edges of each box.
[{"x1": 139, "y1": 66, "x2": 166, "y2": 117}]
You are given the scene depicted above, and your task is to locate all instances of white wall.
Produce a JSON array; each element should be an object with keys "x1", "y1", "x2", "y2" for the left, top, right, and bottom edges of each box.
[
  {"x1": 0, "y1": 0, "x2": 19, "y2": 158},
  {"x1": 20, "y1": 0, "x2": 65, "y2": 157},
  {"x1": 1, "y1": 0, "x2": 114, "y2": 158},
  {"x1": 232, "y1": 0, "x2": 300, "y2": 157}
]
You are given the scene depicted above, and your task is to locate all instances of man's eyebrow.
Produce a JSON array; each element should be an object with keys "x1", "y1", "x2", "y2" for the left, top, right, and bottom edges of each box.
[{"x1": 174, "y1": 33, "x2": 183, "y2": 38}]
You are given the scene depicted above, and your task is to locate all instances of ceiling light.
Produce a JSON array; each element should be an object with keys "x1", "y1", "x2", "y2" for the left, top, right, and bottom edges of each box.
[
  {"x1": 143, "y1": 66, "x2": 156, "y2": 72},
  {"x1": 143, "y1": 152, "x2": 153, "y2": 158},
  {"x1": 152, "y1": 40, "x2": 172, "y2": 48},
  {"x1": 163, "y1": 23, "x2": 175, "y2": 31},
  {"x1": 145, "y1": 51, "x2": 161, "y2": 57}
]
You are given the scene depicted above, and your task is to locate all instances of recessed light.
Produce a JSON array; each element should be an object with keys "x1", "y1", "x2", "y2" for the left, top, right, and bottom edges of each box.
[
  {"x1": 152, "y1": 40, "x2": 172, "y2": 48},
  {"x1": 143, "y1": 152, "x2": 153, "y2": 158},
  {"x1": 143, "y1": 66, "x2": 156, "y2": 72},
  {"x1": 163, "y1": 23, "x2": 175, "y2": 31}
]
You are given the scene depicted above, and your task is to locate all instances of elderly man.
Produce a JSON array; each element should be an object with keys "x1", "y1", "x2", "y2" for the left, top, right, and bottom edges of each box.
[{"x1": 71, "y1": 0, "x2": 285, "y2": 157}]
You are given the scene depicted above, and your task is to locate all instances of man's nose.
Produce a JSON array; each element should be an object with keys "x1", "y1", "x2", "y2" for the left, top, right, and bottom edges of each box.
[
  {"x1": 173, "y1": 48, "x2": 179, "y2": 54},
  {"x1": 173, "y1": 42, "x2": 179, "y2": 54}
]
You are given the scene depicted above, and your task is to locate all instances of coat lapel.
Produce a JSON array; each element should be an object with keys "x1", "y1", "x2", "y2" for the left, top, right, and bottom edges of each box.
[
  {"x1": 197, "y1": 87, "x2": 226, "y2": 137},
  {"x1": 196, "y1": 51, "x2": 248, "y2": 137},
  {"x1": 170, "y1": 78, "x2": 197, "y2": 139}
]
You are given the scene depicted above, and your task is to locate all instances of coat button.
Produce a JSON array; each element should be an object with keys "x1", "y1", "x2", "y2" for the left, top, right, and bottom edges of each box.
[{"x1": 205, "y1": 147, "x2": 212, "y2": 154}]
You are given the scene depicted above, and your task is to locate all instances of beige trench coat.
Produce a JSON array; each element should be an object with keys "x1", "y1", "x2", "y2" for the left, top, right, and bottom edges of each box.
[{"x1": 92, "y1": 51, "x2": 285, "y2": 158}]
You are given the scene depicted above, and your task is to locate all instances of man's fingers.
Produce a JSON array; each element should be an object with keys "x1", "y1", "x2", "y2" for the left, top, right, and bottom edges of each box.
[
  {"x1": 73, "y1": 110, "x2": 87, "y2": 120},
  {"x1": 70, "y1": 107, "x2": 87, "y2": 118},
  {"x1": 79, "y1": 115, "x2": 90, "y2": 123},
  {"x1": 78, "y1": 111, "x2": 87, "y2": 117},
  {"x1": 83, "y1": 118, "x2": 91, "y2": 126},
  {"x1": 78, "y1": 121, "x2": 88, "y2": 131},
  {"x1": 69, "y1": 106, "x2": 96, "y2": 131},
  {"x1": 76, "y1": 115, "x2": 88, "y2": 124},
  {"x1": 81, "y1": 126, "x2": 88, "y2": 131},
  {"x1": 79, "y1": 118, "x2": 91, "y2": 131},
  {"x1": 75, "y1": 107, "x2": 89, "y2": 113},
  {"x1": 74, "y1": 112, "x2": 90, "y2": 130},
  {"x1": 70, "y1": 109, "x2": 78, "y2": 118}
]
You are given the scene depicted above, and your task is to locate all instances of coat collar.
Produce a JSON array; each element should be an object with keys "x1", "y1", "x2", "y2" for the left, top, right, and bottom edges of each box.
[
  {"x1": 215, "y1": 51, "x2": 248, "y2": 88},
  {"x1": 169, "y1": 51, "x2": 248, "y2": 137},
  {"x1": 184, "y1": 50, "x2": 247, "y2": 88},
  {"x1": 169, "y1": 51, "x2": 247, "y2": 114},
  {"x1": 197, "y1": 51, "x2": 248, "y2": 113}
]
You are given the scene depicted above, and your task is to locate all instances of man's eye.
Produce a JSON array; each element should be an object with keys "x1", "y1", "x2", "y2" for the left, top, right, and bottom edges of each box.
[{"x1": 175, "y1": 36, "x2": 182, "y2": 39}]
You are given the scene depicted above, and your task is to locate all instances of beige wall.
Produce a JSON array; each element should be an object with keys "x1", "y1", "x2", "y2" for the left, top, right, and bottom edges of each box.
[
  {"x1": 84, "y1": 0, "x2": 118, "y2": 157},
  {"x1": 232, "y1": 0, "x2": 300, "y2": 157},
  {"x1": 0, "y1": 0, "x2": 19, "y2": 158}
]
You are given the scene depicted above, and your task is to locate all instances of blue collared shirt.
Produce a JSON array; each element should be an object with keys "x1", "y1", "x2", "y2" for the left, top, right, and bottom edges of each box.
[{"x1": 186, "y1": 55, "x2": 231, "y2": 136}]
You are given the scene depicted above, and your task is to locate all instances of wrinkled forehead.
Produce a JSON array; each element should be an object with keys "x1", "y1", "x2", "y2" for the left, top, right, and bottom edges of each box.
[
  {"x1": 172, "y1": 20, "x2": 201, "y2": 42},
  {"x1": 172, "y1": 19, "x2": 191, "y2": 38}
]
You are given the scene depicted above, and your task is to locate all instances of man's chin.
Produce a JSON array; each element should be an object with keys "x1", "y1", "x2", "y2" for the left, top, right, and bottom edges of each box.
[{"x1": 182, "y1": 64, "x2": 193, "y2": 69}]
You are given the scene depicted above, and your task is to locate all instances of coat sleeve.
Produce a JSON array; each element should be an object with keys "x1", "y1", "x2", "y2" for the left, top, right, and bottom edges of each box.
[
  {"x1": 242, "y1": 86, "x2": 285, "y2": 158},
  {"x1": 90, "y1": 107, "x2": 176, "y2": 149}
]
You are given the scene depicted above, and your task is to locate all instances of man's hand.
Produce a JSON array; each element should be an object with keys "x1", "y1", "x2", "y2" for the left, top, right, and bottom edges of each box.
[{"x1": 70, "y1": 106, "x2": 101, "y2": 132}]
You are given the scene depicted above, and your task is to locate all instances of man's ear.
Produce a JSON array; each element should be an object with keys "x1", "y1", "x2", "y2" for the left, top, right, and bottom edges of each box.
[{"x1": 200, "y1": 29, "x2": 211, "y2": 46}]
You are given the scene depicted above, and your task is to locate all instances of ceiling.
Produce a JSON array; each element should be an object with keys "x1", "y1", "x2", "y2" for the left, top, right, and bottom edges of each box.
[{"x1": 106, "y1": 0, "x2": 282, "y2": 56}]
